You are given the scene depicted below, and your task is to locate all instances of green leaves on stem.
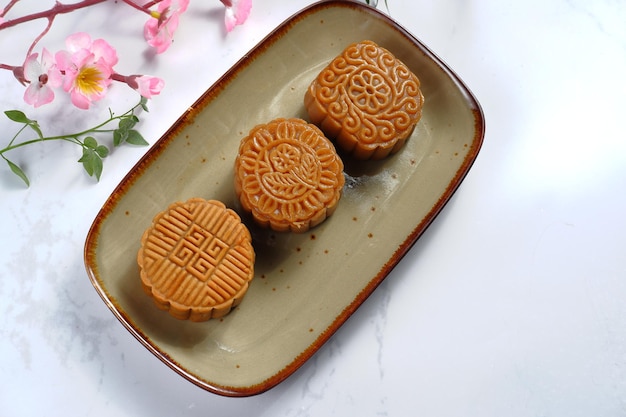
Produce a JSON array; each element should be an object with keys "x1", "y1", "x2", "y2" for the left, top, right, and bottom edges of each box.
[
  {"x1": 4, "y1": 157, "x2": 30, "y2": 187},
  {"x1": 1, "y1": 110, "x2": 42, "y2": 186},
  {"x1": 5, "y1": 110, "x2": 43, "y2": 137},
  {"x1": 78, "y1": 136, "x2": 109, "y2": 181},
  {"x1": 1, "y1": 97, "x2": 150, "y2": 186},
  {"x1": 113, "y1": 113, "x2": 149, "y2": 147}
]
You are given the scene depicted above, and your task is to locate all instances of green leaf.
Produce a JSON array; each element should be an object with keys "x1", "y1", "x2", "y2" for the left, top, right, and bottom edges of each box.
[
  {"x1": 92, "y1": 156, "x2": 103, "y2": 181},
  {"x1": 4, "y1": 158, "x2": 30, "y2": 187},
  {"x1": 78, "y1": 148, "x2": 103, "y2": 181},
  {"x1": 118, "y1": 116, "x2": 137, "y2": 131},
  {"x1": 114, "y1": 117, "x2": 139, "y2": 147},
  {"x1": 84, "y1": 136, "x2": 98, "y2": 149},
  {"x1": 140, "y1": 97, "x2": 149, "y2": 112},
  {"x1": 113, "y1": 130, "x2": 122, "y2": 147},
  {"x1": 5, "y1": 111, "x2": 44, "y2": 138},
  {"x1": 124, "y1": 129, "x2": 149, "y2": 146},
  {"x1": 28, "y1": 121, "x2": 43, "y2": 139},
  {"x1": 113, "y1": 129, "x2": 128, "y2": 147},
  {"x1": 95, "y1": 145, "x2": 109, "y2": 158},
  {"x1": 78, "y1": 149, "x2": 95, "y2": 176},
  {"x1": 4, "y1": 110, "x2": 31, "y2": 124}
]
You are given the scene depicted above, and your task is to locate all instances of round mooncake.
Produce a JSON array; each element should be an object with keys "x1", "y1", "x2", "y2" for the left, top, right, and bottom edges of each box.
[
  {"x1": 304, "y1": 40, "x2": 425, "y2": 160},
  {"x1": 137, "y1": 198, "x2": 255, "y2": 321},
  {"x1": 234, "y1": 118, "x2": 345, "y2": 233}
]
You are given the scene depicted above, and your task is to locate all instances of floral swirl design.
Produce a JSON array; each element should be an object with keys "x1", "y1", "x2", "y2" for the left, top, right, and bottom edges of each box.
[
  {"x1": 235, "y1": 118, "x2": 345, "y2": 233},
  {"x1": 305, "y1": 40, "x2": 424, "y2": 159}
]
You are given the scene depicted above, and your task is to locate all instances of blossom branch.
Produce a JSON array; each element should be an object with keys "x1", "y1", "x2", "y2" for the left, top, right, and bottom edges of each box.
[
  {"x1": 0, "y1": 0, "x2": 256, "y2": 186},
  {"x1": 118, "y1": 0, "x2": 157, "y2": 16},
  {"x1": 24, "y1": 13, "x2": 54, "y2": 62},
  {"x1": 0, "y1": 0, "x2": 21, "y2": 18},
  {"x1": 0, "y1": 0, "x2": 107, "y2": 31},
  {"x1": 1, "y1": 98, "x2": 150, "y2": 185}
]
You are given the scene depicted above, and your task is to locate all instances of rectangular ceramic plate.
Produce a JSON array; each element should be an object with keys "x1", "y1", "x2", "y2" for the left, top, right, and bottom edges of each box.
[{"x1": 84, "y1": 0, "x2": 484, "y2": 397}]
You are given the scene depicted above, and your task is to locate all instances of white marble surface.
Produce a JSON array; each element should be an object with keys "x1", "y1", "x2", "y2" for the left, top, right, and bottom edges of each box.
[{"x1": 1, "y1": 0, "x2": 626, "y2": 415}]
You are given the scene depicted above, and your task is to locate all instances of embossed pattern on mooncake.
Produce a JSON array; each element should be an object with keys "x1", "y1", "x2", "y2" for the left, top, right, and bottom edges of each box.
[
  {"x1": 137, "y1": 198, "x2": 255, "y2": 321},
  {"x1": 234, "y1": 118, "x2": 345, "y2": 233},
  {"x1": 304, "y1": 40, "x2": 424, "y2": 160}
]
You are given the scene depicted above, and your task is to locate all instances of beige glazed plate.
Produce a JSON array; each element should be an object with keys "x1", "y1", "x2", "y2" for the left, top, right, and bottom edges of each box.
[{"x1": 84, "y1": 0, "x2": 485, "y2": 397}]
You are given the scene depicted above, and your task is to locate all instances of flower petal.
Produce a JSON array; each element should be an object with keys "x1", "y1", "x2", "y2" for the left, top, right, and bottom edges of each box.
[
  {"x1": 66, "y1": 32, "x2": 92, "y2": 53},
  {"x1": 234, "y1": 0, "x2": 252, "y2": 24},
  {"x1": 91, "y1": 38, "x2": 118, "y2": 67},
  {"x1": 70, "y1": 89, "x2": 92, "y2": 110},
  {"x1": 224, "y1": 0, "x2": 251, "y2": 32},
  {"x1": 23, "y1": 53, "x2": 41, "y2": 83},
  {"x1": 157, "y1": 0, "x2": 173, "y2": 13},
  {"x1": 40, "y1": 48, "x2": 55, "y2": 70},
  {"x1": 173, "y1": 0, "x2": 190, "y2": 13},
  {"x1": 135, "y1": 75, "x2": 164, "y2": 98},
  {"x1": 54, "y1": 50, "x2": 72, "y2": 72},
  {"x1": 144, "y1": 13, "x2": 180, "y2": 53},
  {"x1": 24, "y1": 84, "x2": 55, "y2": 108},
  {"x1": 46, "y1": 67, "x2": 63, "y2": 89}
]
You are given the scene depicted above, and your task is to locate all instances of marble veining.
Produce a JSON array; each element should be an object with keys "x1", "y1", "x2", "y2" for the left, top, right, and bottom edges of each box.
[{"x1": 2, "y1": 0, "x2": 626, "y2": 415}]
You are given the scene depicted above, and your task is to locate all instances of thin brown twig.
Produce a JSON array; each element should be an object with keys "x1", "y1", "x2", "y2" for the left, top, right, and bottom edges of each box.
[
  {"x1": 118, "y1": 0, "x2": 156, "y2": 15},
  {"x1": 142, "y1": 1, "x2": 161, "y2": 9},
  {"x1": 24, "y1": 15, "x2": 54, "y2": 61},
  {"x1": 0, "y1": 0, "x2": 21, "y2": 18},
  {"x1": 0, "y1": 0, "x2": 164, "y2": 30},
  {"x1": 0, "y1": 0, "x2": 107, "y2": 30}
]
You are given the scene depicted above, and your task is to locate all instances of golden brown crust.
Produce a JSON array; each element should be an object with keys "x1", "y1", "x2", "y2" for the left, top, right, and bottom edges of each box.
[
  {"x1": 304, "y1": 40, "x2": 424, "y2": 160},
  {"x1": 234, "y1": 118, "x2": 344, "y2": 233},
  {"x1": 137, "y1": 198, "x2": 255, "y2": 321}
]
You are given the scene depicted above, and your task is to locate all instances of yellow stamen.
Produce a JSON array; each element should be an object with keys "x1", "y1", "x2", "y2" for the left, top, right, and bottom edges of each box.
[
  {"x1": 76, "y1": 66, "x2": 104, "y2": 95},
  {"x1": 150, "y1": 10, "x2": 161, "y2": 19}
]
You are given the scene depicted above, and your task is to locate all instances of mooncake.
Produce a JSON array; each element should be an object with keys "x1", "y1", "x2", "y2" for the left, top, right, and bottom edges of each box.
[
  {"x1": 304, "y1": 40, "x2": 424, "y2": 160},
  {"x1": 137, "y1": 198, "x2": 255, "y2": 321},
  {"x1": 234, "y1": 118, "x2": 345, "y2": 233}
]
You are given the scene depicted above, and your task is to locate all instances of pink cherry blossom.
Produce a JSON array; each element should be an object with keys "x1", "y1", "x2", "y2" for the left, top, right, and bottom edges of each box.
[
  {"x1": 22, "y1": 48, "x2": 62, "y2": 108},
  {"x1": 63, "y1": 32, "x2": 119, "y2": 68},
  {"x1": 222, "y1": 0, "x2": 252, "y2": 32},
  {"x1": 55, "y1": 33, "x2": 118, "y2": 109},
  {"x1": 131, "y1": 75, "x2": 165, "y2": 98},
  {"x1": 144, "y1": 0, "x2": 190, "y2": 54}
]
